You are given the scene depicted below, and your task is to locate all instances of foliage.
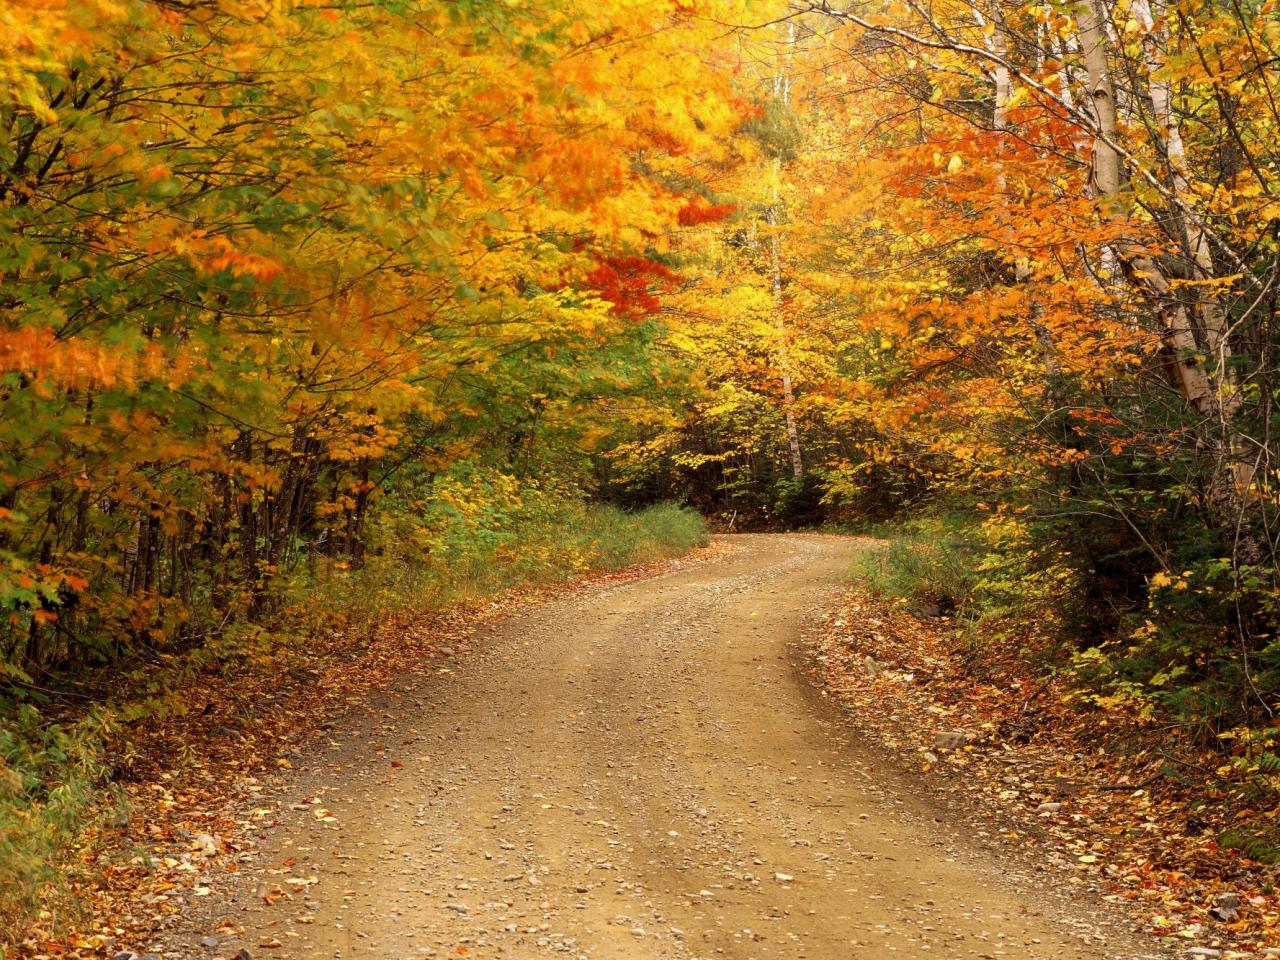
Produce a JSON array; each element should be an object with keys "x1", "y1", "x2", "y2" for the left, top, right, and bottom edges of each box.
[
  {"x1": 0, "y1": 0, "x2": 739, "y2": 942},
  {"x1": 812, "y1": 573, "x2": 1280, "y2": 955},
  {"x1": 5, "y1": 0, "x2": 1280, "y2": 940},
  {"x1": 0, "y1": 703, "x2": 116, "y2": 935},
  {"x1": 300, "y1": 472, "x2": 707, "y2": 628},
  {"x1": 0, "y1": 0, "x2": 750, "y2": 679},
  {"x1": 850, "y1": 516, "x2": 982, "y2": 614},
  {"x1": 607, "y1": 0, "x2": 1280, "y2": 729}
]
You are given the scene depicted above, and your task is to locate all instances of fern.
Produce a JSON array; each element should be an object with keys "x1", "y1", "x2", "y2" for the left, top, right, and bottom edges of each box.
[{"x1": 1219, "y1": 828, "x2": 1280, "y2": 865}]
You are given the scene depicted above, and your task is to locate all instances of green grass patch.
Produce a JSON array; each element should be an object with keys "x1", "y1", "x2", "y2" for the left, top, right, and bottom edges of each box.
[
  {"x1": 297, "y1": 500, "x2": 706, "y2": 629},
  {"x1": 0, "y1": 703, "x2": 117, "y2": 943},
  {"x1": 849, "y1": 513, "x2": 981, "y2": 615}
]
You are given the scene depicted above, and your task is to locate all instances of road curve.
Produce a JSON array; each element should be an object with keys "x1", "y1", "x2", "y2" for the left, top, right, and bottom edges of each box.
[{"x1": 158, "y1": 534, "x2": 1157, "y2": 960}]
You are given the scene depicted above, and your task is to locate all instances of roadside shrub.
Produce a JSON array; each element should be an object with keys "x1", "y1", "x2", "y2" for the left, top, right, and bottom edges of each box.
[
  {"x1": 853, "y1": 501, "x2": 1280, "y2": 735},
  {"x1": 850, "y1": 515, "x2": 980, "y2": 614},
  {"x1": 299, "y1": 464, "x2": 706, "y2": 626},
  {"x1": 0, "y1": 703, "x2": 117, "y2": 939}
]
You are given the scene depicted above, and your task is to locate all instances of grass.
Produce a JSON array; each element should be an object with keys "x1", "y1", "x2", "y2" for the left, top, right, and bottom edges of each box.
[
  {"x1": 298, "y1": 501, "x2": 707, "y2": 627},
  {"x1": 849, "y1": 513, "x2": 981, "y2": 615},
  {"x1": 0, "y1": 703, "x2": 116, "y2": 947}
]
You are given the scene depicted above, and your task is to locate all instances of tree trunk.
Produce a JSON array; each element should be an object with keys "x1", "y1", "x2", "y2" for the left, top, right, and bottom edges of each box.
[
  {"x1": 770, "y1": 19, "x2": 804, "y2": 481},
  {"x1": 1075, "y1": 0, "x2": 1255, "y2": 537}
]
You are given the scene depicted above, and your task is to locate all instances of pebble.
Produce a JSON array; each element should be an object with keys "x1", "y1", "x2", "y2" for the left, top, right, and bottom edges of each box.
[{"x1": 933, "y1": 729, "x2": 969, "y2": 750}]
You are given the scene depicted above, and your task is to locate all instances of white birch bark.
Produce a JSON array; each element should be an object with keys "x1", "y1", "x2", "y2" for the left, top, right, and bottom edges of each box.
[
  {"x1": 1075, "y1": 0, "x2": 1256, "y2": 524},
  {"x1": 1131, "y1": 0, "x2": 1232, "y2": 397},
  {"x1": 986, "y1": 5, "x2": 1061, "y2": 379},
  {"x1": 1074, "y1": 0, "x2": 1206, "y2": 401},
  {"x1": 769, "y1": 19, "x2": 804, "y2": 480}
]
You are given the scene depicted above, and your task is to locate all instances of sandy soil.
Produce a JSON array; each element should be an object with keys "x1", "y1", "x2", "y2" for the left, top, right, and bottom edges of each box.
[{"x1": 152, "y1": 533, "x2": 1166, "y2": 960}]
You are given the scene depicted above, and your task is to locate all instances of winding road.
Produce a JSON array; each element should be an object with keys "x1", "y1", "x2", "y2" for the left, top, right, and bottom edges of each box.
[{"x1": 160, "y1": 534, "x2": 1158, "y2": 960}]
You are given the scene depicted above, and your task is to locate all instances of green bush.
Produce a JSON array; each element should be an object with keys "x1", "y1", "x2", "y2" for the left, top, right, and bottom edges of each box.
[
  {"x1": 0, "y1": 702, "x2": 117, "y2": 939},
  {"x1": 850, "y1": 515, "x2": 980, "y2": 614},
  {"x1": 853, "y1": 503, "x2": 1280, "y2": 735},
  {"x1": 299, "y1": 477, "x2": 707, "y2": 627}
]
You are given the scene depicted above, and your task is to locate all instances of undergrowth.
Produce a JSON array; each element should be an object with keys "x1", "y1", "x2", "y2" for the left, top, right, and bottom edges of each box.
[
  {"x1": 851, "y1": 507, "x2": 1280, "y2": 863},
  {"x1": 300, "y1": 498, "x2": 707, "y2": 631},
  {"x1": 849, "y1": 513, "x2": 982, "y2": 615},
  {"x1": 0, "y1": 705, "x2": 116, "y2": 941}
]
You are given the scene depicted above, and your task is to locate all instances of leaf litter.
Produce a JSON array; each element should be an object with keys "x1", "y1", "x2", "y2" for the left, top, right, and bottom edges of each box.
[{"x1": 808, "y1": 589, "x2": 1280, "y2": 959}]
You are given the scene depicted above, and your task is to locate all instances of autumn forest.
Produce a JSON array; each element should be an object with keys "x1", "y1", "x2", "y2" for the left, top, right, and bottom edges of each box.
[{"x1": 4, "y1": 0, "x2": 1280, "y2": 954}]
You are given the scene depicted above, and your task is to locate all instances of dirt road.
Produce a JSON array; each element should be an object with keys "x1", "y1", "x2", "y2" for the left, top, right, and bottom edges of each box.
[{"x1": 160, "y1": 534, "x2": 1159, "y2": 960}]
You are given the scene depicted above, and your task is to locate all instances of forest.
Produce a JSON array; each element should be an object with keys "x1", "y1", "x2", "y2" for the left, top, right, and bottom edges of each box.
[{"x1": 3, "y1": 0, "x2": 1280, "y2": 953}]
